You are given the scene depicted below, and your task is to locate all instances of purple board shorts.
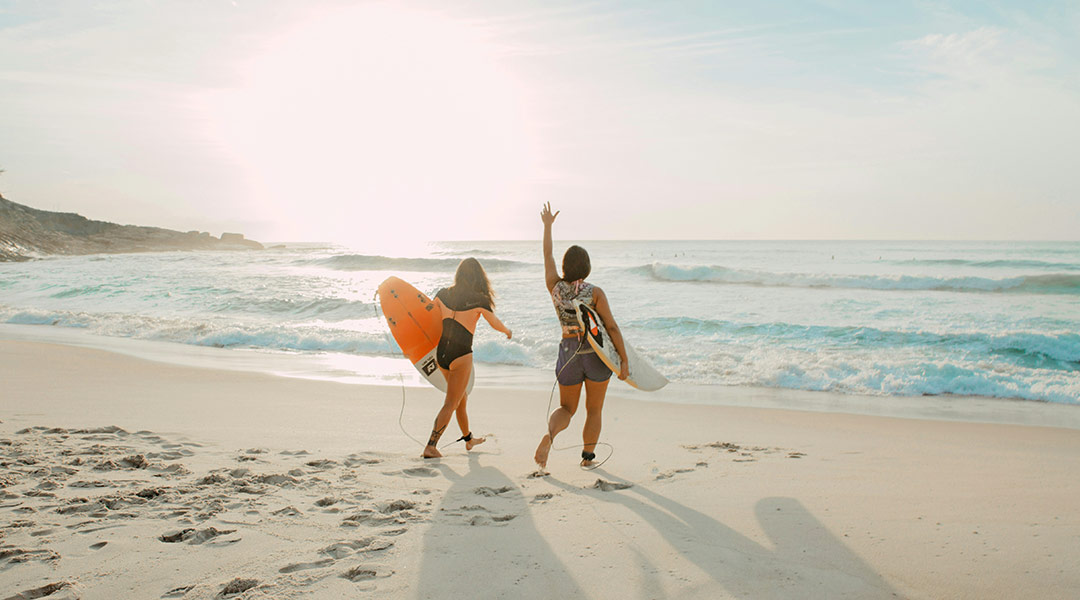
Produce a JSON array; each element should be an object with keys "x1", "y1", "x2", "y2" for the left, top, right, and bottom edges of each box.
[{"x1": 556, "y1": 337, "x2": 612, "y2": 386}]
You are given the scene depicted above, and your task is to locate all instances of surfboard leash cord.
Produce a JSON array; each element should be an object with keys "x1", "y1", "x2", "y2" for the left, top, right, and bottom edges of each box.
[
  {"x1": 373, "y1": 294, "x2": 466, "y2": 451},
  {"x1": 545, "y1": 335, "x2": 615, "y2": 471},
  {"x1": 375, "y1": 292, "x2": 612, "y2": 464}
]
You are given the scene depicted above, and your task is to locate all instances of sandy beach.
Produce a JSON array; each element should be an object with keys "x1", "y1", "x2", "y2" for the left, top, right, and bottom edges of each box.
[
  {"x1": 5, "y1": 1, "x2": 1079, "y2": 597},
  {"x1": 1, "y1": 339, "x2": 1077, "y2": 600}
]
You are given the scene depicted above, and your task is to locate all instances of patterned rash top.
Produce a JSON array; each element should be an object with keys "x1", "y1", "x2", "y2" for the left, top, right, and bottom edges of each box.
[{"x1": 551, "y1": 279, "x2": 596, "y2": 337}]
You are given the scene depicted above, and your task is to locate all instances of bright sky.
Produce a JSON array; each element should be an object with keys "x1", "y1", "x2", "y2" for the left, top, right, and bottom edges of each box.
[{"x1": 1, "y1": 0, "x2": 1078, "y2": 245}]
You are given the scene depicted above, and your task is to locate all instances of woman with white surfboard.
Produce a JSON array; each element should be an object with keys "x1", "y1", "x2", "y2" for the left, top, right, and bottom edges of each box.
[
  {"x1": 423, "y1": 258, "x2": 512, "y2": 459},
  {"x1": 534, "y1": 203, "x2": 630, "y2": 469}
]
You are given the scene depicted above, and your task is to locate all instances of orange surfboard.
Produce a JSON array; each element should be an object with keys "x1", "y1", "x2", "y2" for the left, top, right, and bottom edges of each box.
[{"x1": 377, "y1": 276, "x2": 474, "y2": 393}]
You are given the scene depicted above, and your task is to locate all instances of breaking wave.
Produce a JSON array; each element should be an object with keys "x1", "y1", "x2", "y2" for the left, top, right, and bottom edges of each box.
[
  {"x1": 639, "y1": 263, "x2": 1080, "y2": 294},
  {"x1": 892, "y1": 258, "x2": 1080, "y2": 270},
  {"x1": 310, "y1": 254, "x2": 527, "y2": 273}
]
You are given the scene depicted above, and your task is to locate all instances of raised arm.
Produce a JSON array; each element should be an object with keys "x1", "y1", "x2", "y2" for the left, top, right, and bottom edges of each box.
[
  {"x1": 541, "y1": 202, "x2": 560, "y2": 293},
  {"x1": 592, "y1": 287, "x2": 629, "y2": 380},
  {"x1": 480, "y1": 308, "x2": 512, "y2": 340}
]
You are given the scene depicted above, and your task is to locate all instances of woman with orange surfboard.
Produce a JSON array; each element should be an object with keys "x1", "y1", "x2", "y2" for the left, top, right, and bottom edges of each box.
[
  {"x1": 423, "y1": 258, "x2": 512, "y2": 458},
  {"x1": 534, "y1": 203, "x2": 629, "y2": 469}
]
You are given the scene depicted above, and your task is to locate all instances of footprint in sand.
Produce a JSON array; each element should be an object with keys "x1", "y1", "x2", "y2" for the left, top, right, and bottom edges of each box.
[
  {"x1": 378, "y1": 498, "x2": 414, "y2": 513},
  {"x1": 341, "y1": 566, "x2": 378, "y2": 582},
  {"x1": 442, "y1": 504, "x2": 489, "y2": 515},
  {"x1": 279, "y1": 450, "x2": 310, "y2": 456},
  {"x1": 591, "y1": 479, "x2": 633, "y2": 492},
  {"x1": 467, "y1": 514, "x2": 517, "y2": 526},
  {"x1": 162, "y1": 585, "x2": 195, "y2": 598},
  {"x1": 530, "y1": 493, "x2": 554, "y2": 504},
  {"x1": 654, "y1": 468, "x2": 695, "y2": 481},
  {"x1": 0, "y1": 547, "x2": 61, "y2": 567},
  {"x1": 344, "y1": 455, "x2": 382, "y2": 467},
  {"x1": 218, "y1": 578, "x2": 259, "y2": 598},
  {"x1": 158, "y1": 527, "x2": 237, "y2": 545},
  {"x1": 440, "y1": 504, "x2": 518, "y2": 526},
  {"x1": 321, "y1": 537, "x2": 394, "y2": 559},
  {"x1": 5, "y1": 581, "x2": 76, "y2": 600},
  {"x1": 136, "y1": 485, "x2": 169, "y2": 498},
  {"x1": 385, "y1": 467, "x2": 437, "y2": 478},
  {"x1": 278, "y1": 558, "x2": 334, "y2": 573},
  {"x1": 683, "y1": 441, "x2": 801, "y2": 463},
  {"x1": 341, "y1": 500, "x2": 423, "y2": 528},
  {"x1": 473, "y1": 486, "x2": 515, "y2": 497},
  {"x1": 271, "y1": 506, "x2": 302, "y2": 517}
]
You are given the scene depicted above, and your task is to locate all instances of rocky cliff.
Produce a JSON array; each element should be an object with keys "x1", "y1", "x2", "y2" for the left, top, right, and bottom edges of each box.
[{"x1": 0, "y1": 194, "x2": 263, "y2": 261}]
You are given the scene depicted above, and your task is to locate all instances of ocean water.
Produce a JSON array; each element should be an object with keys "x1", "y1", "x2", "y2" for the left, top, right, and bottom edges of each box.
[{"x1": 1, "y1": 240, "x2": 1078, "y2": 405}]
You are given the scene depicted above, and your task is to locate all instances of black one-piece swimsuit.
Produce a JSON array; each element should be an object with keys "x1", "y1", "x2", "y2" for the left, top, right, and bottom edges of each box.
[{"x1": 435, "y1": 288, "x2": 490, "y2": 369}]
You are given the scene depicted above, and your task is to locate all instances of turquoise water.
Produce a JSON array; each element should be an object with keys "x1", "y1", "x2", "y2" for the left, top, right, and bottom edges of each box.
[{"x1": 1, "y1": 240, "x2": 1078, "y2": 404}]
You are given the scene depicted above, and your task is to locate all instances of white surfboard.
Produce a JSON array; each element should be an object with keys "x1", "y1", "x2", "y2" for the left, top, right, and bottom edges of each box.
[
  {"x1": 573, "y1": 299, "x2": 668, "y2": 392},
  {"x1": 410, "y1": 347, "x2": 475, "y2": 395}
]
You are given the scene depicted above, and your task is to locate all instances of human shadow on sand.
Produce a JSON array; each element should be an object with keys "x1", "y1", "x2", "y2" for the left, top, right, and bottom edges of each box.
[
  {"x1": 547, "y1": 471, "x2": 901, "y2": 600},
  {"x1": 416, "y1": 453, "x2": 586, "y2": 599}
]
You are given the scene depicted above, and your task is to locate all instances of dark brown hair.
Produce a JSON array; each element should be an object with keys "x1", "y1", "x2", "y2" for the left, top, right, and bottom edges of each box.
[
  {"x1": 561, "y1": 245, "x2": 591, "y2": 282},
  {"x1": 451, "y1": 257, "x2": 495, "y2": 310}
]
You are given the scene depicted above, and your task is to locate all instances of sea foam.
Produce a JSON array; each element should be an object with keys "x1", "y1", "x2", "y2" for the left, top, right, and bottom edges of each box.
[{"x1": 640, "y1": 263, "x2": 1080, "y2": 294}]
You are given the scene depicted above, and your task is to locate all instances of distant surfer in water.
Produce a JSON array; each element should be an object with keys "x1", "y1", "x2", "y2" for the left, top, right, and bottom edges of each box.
[
  {"x1": 424, "y1": 258, "x2": 512, "y2": 458},
  {"x1": 535, "y1": 203, "x2": 629, "y2": 469}
]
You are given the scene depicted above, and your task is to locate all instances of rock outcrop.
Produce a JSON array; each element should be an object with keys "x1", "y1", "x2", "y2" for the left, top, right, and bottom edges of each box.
[{"x1": 0, "y1": 195, "x2": 263, "y2": 261}]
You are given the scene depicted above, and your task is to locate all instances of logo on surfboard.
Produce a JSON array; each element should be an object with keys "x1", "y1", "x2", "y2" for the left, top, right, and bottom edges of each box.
[{"x1": 421, "y1": 357, "x2": 438, "y2": 375}]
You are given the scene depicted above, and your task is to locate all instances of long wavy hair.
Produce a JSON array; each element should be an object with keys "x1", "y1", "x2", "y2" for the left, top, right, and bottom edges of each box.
[{"x1": 451, "y1": 257, "x2": 495, "y2": 310}]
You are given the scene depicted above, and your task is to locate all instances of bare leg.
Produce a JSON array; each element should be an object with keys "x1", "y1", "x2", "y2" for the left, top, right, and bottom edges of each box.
[
  {"x1": 534, "y1": 383, "x2": 582, "y2": 468},
  {"x1": 454, "y1": 392, "x2": 485, "y2": 450},
  {"x1": 424, "y1": 357, "x2": 472, "y2": 458},
  {"x1": 453, "y1": 388, "x2": 470, "y2": 437},
  {"x1": 581, "y1": 378, "x2": 610, "y2": 466}
]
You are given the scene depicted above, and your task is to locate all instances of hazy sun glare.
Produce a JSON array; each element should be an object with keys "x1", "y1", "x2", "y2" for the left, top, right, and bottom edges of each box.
[{"x1": 198, "y1": 4, "x2": 541, "y2": 248}]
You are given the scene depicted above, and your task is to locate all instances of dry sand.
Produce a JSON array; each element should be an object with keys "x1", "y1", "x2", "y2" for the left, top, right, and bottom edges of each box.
[{"x1": 1, "y1": 339, "x2": 1078, "y2": 599}]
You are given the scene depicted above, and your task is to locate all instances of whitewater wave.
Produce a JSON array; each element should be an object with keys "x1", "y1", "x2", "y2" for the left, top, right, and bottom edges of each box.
[
  {"x1": 735, "y1": 351, "x2": 1080, "y2": 404},
  {"x1": 1, "y1": 307, "x2": 396, "y2": 355},
  {"x1": 638, "y1": 263, "x2": 1080, "y2": 294},
  {"x1": 431, "y1": 248, "x2": 504, "y2": 257},
  {"x1": 3, "y1": 303, "x2": 1077, "y2": 404},
  {"x1": 309, "y1": 254, "x2": 528, "y2": 273},
  {"x1": 634, "y1": 317, "x2": 1080, "y2": 366},
  {"x1": 205, "y1": 296, "x2": 375, "y2": 322},
  {"x1": 891, "y1": 258, "x2": 1080, "y2": 270}
]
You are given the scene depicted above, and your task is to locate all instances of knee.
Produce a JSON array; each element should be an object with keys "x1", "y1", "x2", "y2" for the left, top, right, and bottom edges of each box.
[{"x1": 559, "y1": 404, "x2": 578, "y2": 417}]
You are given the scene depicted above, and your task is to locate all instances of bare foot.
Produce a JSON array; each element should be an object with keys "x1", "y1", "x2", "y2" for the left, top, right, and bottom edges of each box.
[
  {"x1": 465, "y1": 436, "x2": 486, "y2": 451},
  {"x1": 534, "y1": 434, "x2": 552, "y2": 469},
  {"x1": 422, "y1": 446, "x2": 442, "y2": 459},
  {"x1": 580, "y1": 458, "x2": 596, "y2": 468}
]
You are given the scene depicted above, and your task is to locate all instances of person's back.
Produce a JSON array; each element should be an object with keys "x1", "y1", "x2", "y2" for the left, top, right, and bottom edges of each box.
[
  {"x1": 422, "y1": 258, "x2": 511, "y2": 459},
  {"x1": 535, "y1": 203, "x2": 628, "y2": 470},
  {"x1": 550, "y1": 279, "x2": 597, "y2": 337}
]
